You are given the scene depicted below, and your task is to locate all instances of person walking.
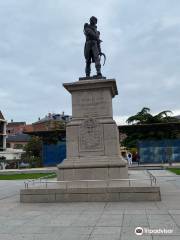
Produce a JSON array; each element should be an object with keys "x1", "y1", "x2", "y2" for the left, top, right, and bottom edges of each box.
[{"x1": 127, "y1": 152, "x2": 132, "y2": 166}]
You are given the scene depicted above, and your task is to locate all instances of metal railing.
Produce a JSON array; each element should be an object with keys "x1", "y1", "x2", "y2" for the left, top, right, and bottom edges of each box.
[
  {"x1": 24, "y1": 175, "x2": 157, "y2": 189},
  {"x1": 146, "y1": 170, "x2": 157, "y2": 185},
  {"x1": 24, "y1": 173, "x2": 56, "y2": 189}
]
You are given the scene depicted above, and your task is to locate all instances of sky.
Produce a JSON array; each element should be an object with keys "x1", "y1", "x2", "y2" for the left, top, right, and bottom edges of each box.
[{"x1": 0, "y1": 0, "x2": 180, "y2": 124}]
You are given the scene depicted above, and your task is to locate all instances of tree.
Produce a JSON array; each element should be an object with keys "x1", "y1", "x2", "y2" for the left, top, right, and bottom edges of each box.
[
  {"x1": 42, "y1": 121, "x2": 66, "y2": 144},
  {"x1": 126, "y1": 107, "x2": 177, "y2": 125},
  {"x1": 122, "y1": 107, "x2": 180, "y2": 148},
  {"x1": 24, "y1": 136, "x2": 42, "y2": 167}
]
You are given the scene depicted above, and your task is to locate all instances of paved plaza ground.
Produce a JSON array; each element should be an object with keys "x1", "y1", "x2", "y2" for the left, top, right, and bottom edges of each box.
[{"x1": 0, "y1": 169, "x2": 180, "y2": 239}]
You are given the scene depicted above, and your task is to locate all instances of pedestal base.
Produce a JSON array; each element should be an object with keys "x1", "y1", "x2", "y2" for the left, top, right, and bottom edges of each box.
[
  {"x1": 20, "y1": 185, "x2": 161, "y2": 203},
  {"x1": 57, "y1": 162, "x2": 128, "y2": 181},
  {"x1": 57, "y1": 156, "x2": 128, "y2": 180}
]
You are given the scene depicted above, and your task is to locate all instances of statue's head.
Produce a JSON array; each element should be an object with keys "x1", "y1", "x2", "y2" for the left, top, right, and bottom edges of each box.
[{"x1": 90, "y1": 16, "x2": 97, "y2": 25}]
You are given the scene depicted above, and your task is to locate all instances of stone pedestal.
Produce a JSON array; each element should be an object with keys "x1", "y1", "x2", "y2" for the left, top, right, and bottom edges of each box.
[
  {"x1": 57, "y1": 78, "x2": 128, "y2": 180},
  {"x1": 20, "y1": 78, "x2": 161, "y2": 203}
]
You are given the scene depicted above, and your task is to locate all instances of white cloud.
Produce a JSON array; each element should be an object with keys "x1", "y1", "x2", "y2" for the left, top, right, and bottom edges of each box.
[{"x1": 0, "y1": 0, "x2": 180, "y2": 123}]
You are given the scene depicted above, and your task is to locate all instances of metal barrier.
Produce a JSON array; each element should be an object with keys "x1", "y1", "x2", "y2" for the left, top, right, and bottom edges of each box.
[
  {"x1": 146, "y1": 170, "x2": 157, "y2": 186},
  {"x1": 24, "y1": 173, "x2": 56, "y2": 189},
  {"x1": 24, "y1": 176, "x2": 157, "y2": 189}
]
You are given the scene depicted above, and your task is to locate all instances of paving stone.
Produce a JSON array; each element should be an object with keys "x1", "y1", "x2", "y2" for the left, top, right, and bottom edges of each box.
[
  {"x1": 124, "y1": 209, "x2": 146, "y2": 215},
  {"x1": 0, "y1": 234, "x2": 59, "y2": 240},
  {"x1": 171, "y1": 214, "x2": 180, "y2": 227},
  {"x1": 120, "y1": 227, "x2": 153, "y2": 240},
  {"x1": 152, "y1": 236, "x2": 180, "y2": 240},
  {"x1": 58, "y1": 227, "x2": 93, "y2": 240},
  {"x1": 0, "y1": 224, "x2": 17, "y2": 234},
  {"x1": 147, "y1": 214, "x2": 177, "y2": 228},
  {"x1": 71, "y1": 214, "x2": 100, "y2": 227},
  {"x1": 96, "y1": 214, "x2": 123, "y2": 227},
  {"x1": 123, "y1": 214, "x2": 148, "y2": 227},
  {"x1": 89, "y1": 227, "x2": 121, "y2": 240},
  {"x1": 13, "y1": 226, "x2": 66, "y2": 234},
  {"x1": 1, "y1": 170, "x2": 180, "y2": 239},
  {"x1": 145, "y1": 209, "x2": 169, "y2": 215},
  {"x1": 169, "y1": 210, "x2": 180, "y2": 215}
]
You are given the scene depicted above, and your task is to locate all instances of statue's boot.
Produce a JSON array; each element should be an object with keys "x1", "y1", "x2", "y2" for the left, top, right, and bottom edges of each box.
[
  {"x1": 97, "y1": 72, "x2": 102, "y2": 77},
  {"x1": 94, "y1": 65, "x2": 102, "y2": 78}
]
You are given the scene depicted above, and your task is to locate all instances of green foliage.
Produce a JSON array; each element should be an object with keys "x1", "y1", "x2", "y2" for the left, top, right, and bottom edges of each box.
[
  {"x1": 122, "y1": 133, "x2": 139, "y2": 148},
  {"x1": 14, "y1": 144, "x2": 23, "y2": 149},
  {"x1": 42, "y1": 121, "x2": 66, "y2": 145},
  {"x1": 43, "y1": 132, "x2": 62, "y2": 145},
  {"x1": 122, "y1": 107, "x2": 180, "y2": 148},
  {"x1": 23, "y1": 136, "x2": 42, "y2": 167},
  {"x1": 22, "y1": 121, "x2": 66, "y2": 166},
  {"x1": 126, "y1": 107, "x2": 177, "y2": 125},
  {"x1": 126, "y1": 107, "x2": 151, "y2": 124},
  {"x1": 24, "y1": 136, "x2": 42, "y2": 156},
  {"x1": 0, "y1": 172, "x2": 57, "y2": 180},
  {"x1": 168, "y1": 168, "x2": 180, "y2": 175},
  {"x1": 0, "y1": 156, "x2": 6, "y2": 162}
]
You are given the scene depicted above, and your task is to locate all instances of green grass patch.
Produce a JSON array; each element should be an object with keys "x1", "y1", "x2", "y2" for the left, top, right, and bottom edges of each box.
[
  {"x1": 0, "y1": 172, "x2": 57, "y2": 180},
  {"x1": 168, "y1": 168, "x2": 180, "y2": 175}
]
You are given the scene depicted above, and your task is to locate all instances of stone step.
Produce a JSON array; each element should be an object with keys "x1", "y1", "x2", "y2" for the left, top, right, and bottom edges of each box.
[{"x1": 20, "y1": 185, "x2": 161, "y2": 202}]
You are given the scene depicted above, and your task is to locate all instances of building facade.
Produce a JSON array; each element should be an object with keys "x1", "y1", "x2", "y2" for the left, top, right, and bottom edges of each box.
[
  {"x1": 138, "y1": 139, "x2": 180, "y2": 164},
  {"x1": 119, "y1": 122, "x2": 180, "y2": 163},
  {"x1": 6, "y1": 121, "x2": 26, "y2": 135},
  {"x1": 0, "y1": 111, "x2": 6, "y2": 151},
  {"x1": 6, "y1": 133, "x2": 30, "y2": 149},
  {"x1": 0, "y1": 112, "x2": 25, "y2": 169},
  {"x1": 23, "y1": 112, "x2": 69, "y2": 166}
]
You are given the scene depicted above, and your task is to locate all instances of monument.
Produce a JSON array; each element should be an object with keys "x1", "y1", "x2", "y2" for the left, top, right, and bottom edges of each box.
[
  {"x1": 57, "y1": 16, "x2": 128, "y2": 181},
  {"x1": 57, "y1": 79, "x2": 128, "y2": 181},
  {"x1": 20, "y1": 17, "x2": 160, "y2": 202}
]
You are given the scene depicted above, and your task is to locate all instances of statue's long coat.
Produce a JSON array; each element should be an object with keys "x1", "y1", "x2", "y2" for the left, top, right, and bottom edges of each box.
[{"x1": 84, "y1": 24, "x2": 101, "y2": 63}]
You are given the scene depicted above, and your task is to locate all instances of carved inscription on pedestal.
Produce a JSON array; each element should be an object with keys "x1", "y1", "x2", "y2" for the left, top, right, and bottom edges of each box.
[
  {"x1": 79, "y1": 118, "x2": 104, "y2": 152},
  {"x1": 75, "y1": 90, "x2": 111, "y2": 118}
]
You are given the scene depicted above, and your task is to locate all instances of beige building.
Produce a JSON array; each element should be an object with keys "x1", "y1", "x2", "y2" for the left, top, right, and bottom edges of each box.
[
  {"x1": 0, "y1": 112, "x2": 24, "y2": 169},
  {"x1": 0, "y1": 111, "x2": 6, "y2": 151}
]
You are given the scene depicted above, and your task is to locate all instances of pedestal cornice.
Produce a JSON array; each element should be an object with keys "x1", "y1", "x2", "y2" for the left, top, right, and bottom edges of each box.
[{"x1": 63, "y1": 79, "x2": 118, "y2": 98}]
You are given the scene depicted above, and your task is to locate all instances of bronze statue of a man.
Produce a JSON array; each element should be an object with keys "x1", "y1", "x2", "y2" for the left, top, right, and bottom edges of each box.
[{"x1": 84, "y1": 16, "x2": 105, "y2": 78}]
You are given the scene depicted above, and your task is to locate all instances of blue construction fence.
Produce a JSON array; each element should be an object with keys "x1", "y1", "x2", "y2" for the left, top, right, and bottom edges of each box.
[
  {"x1": 138, "y1": 139, "x2": 180, "y2": 163},
  {"x1": 42, "y1": 141, "x2": 66, "y2": 166}
]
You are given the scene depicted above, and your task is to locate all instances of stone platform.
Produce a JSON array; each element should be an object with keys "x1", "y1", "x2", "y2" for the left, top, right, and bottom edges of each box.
[
  {"x1": 20, "y1": 184, "x2": 161, "y2": 203},
  {"x1": 20, "y1": 187, "x2": 161, "y2": 203},
  {"x1": 20, "y1": 170, "x2": 161, "y2": 202},
  {"x1": 20, "y1": 78, "x2": 162, "y2": 203}
]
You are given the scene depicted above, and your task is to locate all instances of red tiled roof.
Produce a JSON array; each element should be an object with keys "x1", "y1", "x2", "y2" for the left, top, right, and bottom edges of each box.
[
  {"x1": 23, "y1": 125, "x2": 34, "y2": 133},
  {"x1": 23, "y1": 121, "x2": 65, "y2": 134},
  {"x1": 7, "y1": 122, "x2": 26, "y2": 126}
]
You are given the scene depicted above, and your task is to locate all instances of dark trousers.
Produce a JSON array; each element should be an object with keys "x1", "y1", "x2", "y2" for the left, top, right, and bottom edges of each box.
[{"x1": 85, "y1": 41, "x2": 101, "y2": 76}]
